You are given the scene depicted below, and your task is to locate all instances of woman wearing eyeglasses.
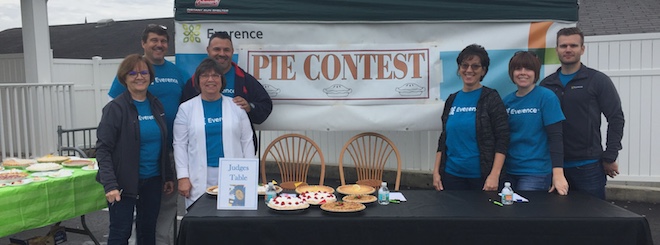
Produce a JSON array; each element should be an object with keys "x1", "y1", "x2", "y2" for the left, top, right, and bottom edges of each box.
[
  {"x1": 502, "y1": 51, "x2": 569, "y2": 195},
  {"x1": 433, "y1": 44, "x2": 510, "y2": 191},
  {"x1": 96, "y1": 54, "x2": 174, "y2": 245},
  {"x1": 173, "y1": 58, "x2": 255, "y2": 208}
]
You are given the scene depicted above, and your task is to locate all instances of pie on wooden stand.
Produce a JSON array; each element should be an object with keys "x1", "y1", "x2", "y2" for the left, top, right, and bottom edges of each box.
[{"x1": 336, "y1": 184, "x2": 376, "y2": 195}]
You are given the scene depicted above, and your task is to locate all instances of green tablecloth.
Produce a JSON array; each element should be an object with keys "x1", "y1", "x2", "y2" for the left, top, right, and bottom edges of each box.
[{"x1": 0, "y1": 168, "x2": 107, "y2": 237}]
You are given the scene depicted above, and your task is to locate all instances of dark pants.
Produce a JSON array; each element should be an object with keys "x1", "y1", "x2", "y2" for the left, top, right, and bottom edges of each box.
[
  {"x1": 441, "y1": 172, "x2": 485, "y2": 191},
  {"x1": 108, "y1": 176, "x2": 163, "y2": 245},
  {"x1": 564, "y1": 161, "x2": 607, "y2": 200},
  {"x1": 502, "y1": 173, "x2": 552, "y2": 191}
]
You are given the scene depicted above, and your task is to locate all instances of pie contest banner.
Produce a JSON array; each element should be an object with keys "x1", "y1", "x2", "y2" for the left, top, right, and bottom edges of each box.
[{"x1": 174, "y1": 0, "x2": 578, "y2": 131}]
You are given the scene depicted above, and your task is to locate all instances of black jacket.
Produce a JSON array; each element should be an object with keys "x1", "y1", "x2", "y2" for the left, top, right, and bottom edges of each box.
[
  {"x1": 540, "y1": 64, "x2": 624, "y2": 163},
  {"x1": 437, "y1": 86, "x2": 510, "y2": 178},
  {"x1": 181, "y1": 62, "x2": 273, "y2": 150},
  {"x1": 96, "y1": 91, "x2": 173, "y2": 198}
]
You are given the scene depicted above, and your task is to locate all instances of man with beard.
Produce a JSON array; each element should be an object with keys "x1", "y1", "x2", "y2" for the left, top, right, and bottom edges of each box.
[
  {"x1": 180, "y1": 31, "x2": 273, "y2": 150},
  {"x1": 107, "y1": 24, "x2": 186, "y2": 245},
  {"x1": 540, "y1": 27, "x2": 625, "y2": 200}
]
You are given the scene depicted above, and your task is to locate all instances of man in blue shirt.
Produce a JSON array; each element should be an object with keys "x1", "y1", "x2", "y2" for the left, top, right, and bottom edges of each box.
[
  {"x1": 540, "y1": 27, "x2": 625, "y2": 200},
  {"x1": 181, "y1": 31, "x2": 273, "y2": 150},
  {"x1": 107, "y1": 24, "x2": 185, "y2": 245}
]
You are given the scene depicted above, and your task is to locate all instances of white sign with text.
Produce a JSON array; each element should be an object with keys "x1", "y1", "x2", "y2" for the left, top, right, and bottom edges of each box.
[{"x1": 217, "y1": 158, "x2": 259, "y2": 210}]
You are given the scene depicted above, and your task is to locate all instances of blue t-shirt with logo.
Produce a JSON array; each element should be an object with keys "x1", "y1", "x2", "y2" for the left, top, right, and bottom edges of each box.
[
  {"x1": 222, "y1": 66, "x2": 236, "y2": 97},
  {"x1": 135, "y1": 100, "x2": 162, "y2": 179},
  {"x1": 202, "y1": 98, "x2": 224, "y2": 167},
  {"x1": 445, "y1": 88, "x2": 482, "y2": 178},
  {"x1": 108, "y1": 60, "x2": 186, "y2": 145},
  {"x1": 504, "y1": 86, "x2": 565, "y2": 175}
]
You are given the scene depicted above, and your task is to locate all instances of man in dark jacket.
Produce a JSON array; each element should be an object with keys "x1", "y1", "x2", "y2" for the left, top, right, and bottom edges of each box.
[
  {"x1": 540, "y1": 27, "x2": 625, "y2": 200},
  {"x1": 181, "y1": 31, "x2": 273, "y2": 150}
]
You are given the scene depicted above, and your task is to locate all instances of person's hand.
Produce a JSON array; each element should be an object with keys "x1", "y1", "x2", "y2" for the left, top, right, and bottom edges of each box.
[
  {"x1": 163, "y1": 181, "x2": 174, "y2": 195},
  {"x1": 483, "y1": 174, "x2": 499, "y2": 191},
  {"x1": 433, "y1": 172, "x2": 444, "y2": 191},
  {"x1": 178, "y1": 178, "x2": 192, "y2": 198},
  {"x1": 550, "y1": 175, "x2": 569, "y2": 195},
  {"x1": 603, "y1": 161, "x2": 619, "y2": 178},
  {"x1": 233, "y1": 96, "x2": 251, "y2": 112},
  {"x1": 106, "y1": 189, "x2": 121, "y2": 204}
]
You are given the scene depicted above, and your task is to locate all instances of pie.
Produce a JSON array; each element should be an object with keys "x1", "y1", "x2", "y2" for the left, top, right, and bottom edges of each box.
[
  {"x1": 342, "y1": 194, "x2": 377, "y2": 204},
  {"x1": 36, "y1": 155, "x2": 70, "y2": 163},
  {"x1": 0, "y1": 169, "x2": 29, "y2": 183},
  {"x1": 336, "y1": 184, "x2": 376, "y2": 195},
  {"x1": 26, "y1": 163, "x2": 63, "y2": 172},
  {"x1": 295, "y1": 185, "x2": 334, "y2": 194},
  {"x1": 62, "y1": 158, "x2": 94, "y2": 167},
  {"x1": 1, "y1": 158, "x2": 36, "y2": 168},
  {"x1": 299, "y1": 191, "x2": 337, "y2": 205},
  {"x1": 267, "y1": 195, "x2": 309, "y2": 211},
  {"x1": 320, "y1": 201, "x2": 366, "y2": 213},
  {"x1": 206, "y1": 186, "x2": 219, "y2": 195}
]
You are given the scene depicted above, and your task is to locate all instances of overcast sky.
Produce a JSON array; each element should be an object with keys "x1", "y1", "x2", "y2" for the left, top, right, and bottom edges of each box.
[{"x1": 0, "y1": 0, "x2": 174, "y2": 32}]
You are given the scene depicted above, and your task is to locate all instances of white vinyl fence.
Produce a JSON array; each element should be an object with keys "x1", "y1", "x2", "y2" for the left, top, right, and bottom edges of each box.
[{"x1": 0, "y1": 33, "x2": 658, "y2": 182}]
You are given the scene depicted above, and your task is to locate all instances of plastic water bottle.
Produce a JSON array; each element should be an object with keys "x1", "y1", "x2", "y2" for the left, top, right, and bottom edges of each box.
[
  {"x1": 265, "y1": 182, "x2": 276, "y2": 204},
  {"x1": 501, "y1": 182, "x2": 514, "y2": 205},
  {"x1": 378, "y1": 182, "x2": 390, "y2": 205}
]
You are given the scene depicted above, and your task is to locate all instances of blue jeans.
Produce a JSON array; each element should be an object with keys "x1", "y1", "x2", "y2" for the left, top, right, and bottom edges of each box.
[
  {"x1": 441, "y1": 172, "x2": 484, "y2": 191},
  {"x1": 108, "y1": 176, "x2": 163, "y2": 245},
  {"x1": 564, "y1": 161, "x2": 607, "y2": 200},
  {"x1": 502, "y1": 173, "x2": 552, "y2": 191}
]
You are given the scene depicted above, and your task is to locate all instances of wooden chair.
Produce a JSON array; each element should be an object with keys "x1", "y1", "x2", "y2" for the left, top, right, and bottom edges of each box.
[
  {"x1": 260, "y1": 133, "x2": 326, "y2": 190},
  {"x1": 339, "y1": 132, "x2": 402, "y2": 191}
]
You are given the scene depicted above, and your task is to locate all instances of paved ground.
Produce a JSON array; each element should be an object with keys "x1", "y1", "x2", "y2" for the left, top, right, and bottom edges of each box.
[{"x1": 2, "y1": 180, "x2": 658, "y2": 245}]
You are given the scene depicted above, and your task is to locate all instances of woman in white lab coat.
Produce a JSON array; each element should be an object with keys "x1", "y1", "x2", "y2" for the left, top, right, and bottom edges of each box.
[{"x1": 173, "y1": 58, "x2": 255, "y2": 208}]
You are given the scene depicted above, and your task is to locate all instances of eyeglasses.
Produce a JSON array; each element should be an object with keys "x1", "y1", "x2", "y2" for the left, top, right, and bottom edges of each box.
[
  {"x1": 460, "y1": 63, "x2": 482, "y2": 70},
  {"x1": 200, "y1": 73, "x2": 222, "y2": 80},
  {"x1": 128, "y1": 70, "x2": 149, "y2": 77},
  {"x1": 146, "y1": 24, "x2": 167, "y2": 30}
]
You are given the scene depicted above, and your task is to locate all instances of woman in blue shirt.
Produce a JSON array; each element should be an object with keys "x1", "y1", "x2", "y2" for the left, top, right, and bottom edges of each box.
[
  {"x1": 502, "y1": 51, "x2": 568, "y2": 195},
  {"x1": 96, "y1": 54, "x2": 174, "y2": 245},
  {"x1": 174, "y1": 58, "x2": 255, "y2": 208},
  {"x1": 433, "y1": 44, "x2": 510, "y2": 191}
]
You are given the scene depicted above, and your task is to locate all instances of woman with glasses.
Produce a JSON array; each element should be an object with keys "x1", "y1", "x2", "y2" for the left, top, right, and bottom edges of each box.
[
  {"x1": 433, "y1": 44, "x2": 509, "y2": 191},
  {"x1": 502, "y1": 51, "x2": 569, "y2": 195},
  {"x1": 173, "y1": 58, "x2": 255, "y2": 208},
  {"x1": 96, "y1": 54, "x2": 174, "y2": 245}
]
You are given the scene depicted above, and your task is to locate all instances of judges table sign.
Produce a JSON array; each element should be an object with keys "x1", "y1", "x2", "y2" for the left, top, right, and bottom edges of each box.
[{"x1": 217, "y1": 158, "x2": 259, "y2": 210}]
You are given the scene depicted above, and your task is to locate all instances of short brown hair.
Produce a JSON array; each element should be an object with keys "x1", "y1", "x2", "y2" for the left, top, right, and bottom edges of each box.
[
  {"x1": 556, "y1": 27, "x2": 584, "y2": 45},
  {"x1": 456, "y1": 44, "x2": 490, "y2": 81},
  {"x1": 193, "y1": 58, "x2": 227, "y2": 92},
  {"x1": 508, "y1": 51, "x2": 541, "y2": 83},
  {"x1": 117, "y1": 54, "x2": 155, "y2": 86},
  {"x1": 142, "y1": 24, "x2": 169, "y2": 43}
]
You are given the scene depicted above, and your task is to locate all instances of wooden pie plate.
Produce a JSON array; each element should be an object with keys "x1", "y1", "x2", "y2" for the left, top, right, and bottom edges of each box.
[
  {"x1": 342, "y1": 194, "x2": 377, "y2": 204},
  {"x1": 295, "y1": 185, "x2": 334, "y2": 194},
  {"x1": 336, "y1": 184, "x2": 376, "y2": 195},
  {"x1": 320, "y1": 201, "x2": 366, "y2": 213}
]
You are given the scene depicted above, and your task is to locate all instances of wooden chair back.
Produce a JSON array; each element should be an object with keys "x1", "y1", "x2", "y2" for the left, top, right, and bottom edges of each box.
[
  {"x1": 260, "y1": 133, "x2": 325, "y2": 190},
  {"x1": 339, "y1": 132, "x2": 401, "y2": 191}
]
